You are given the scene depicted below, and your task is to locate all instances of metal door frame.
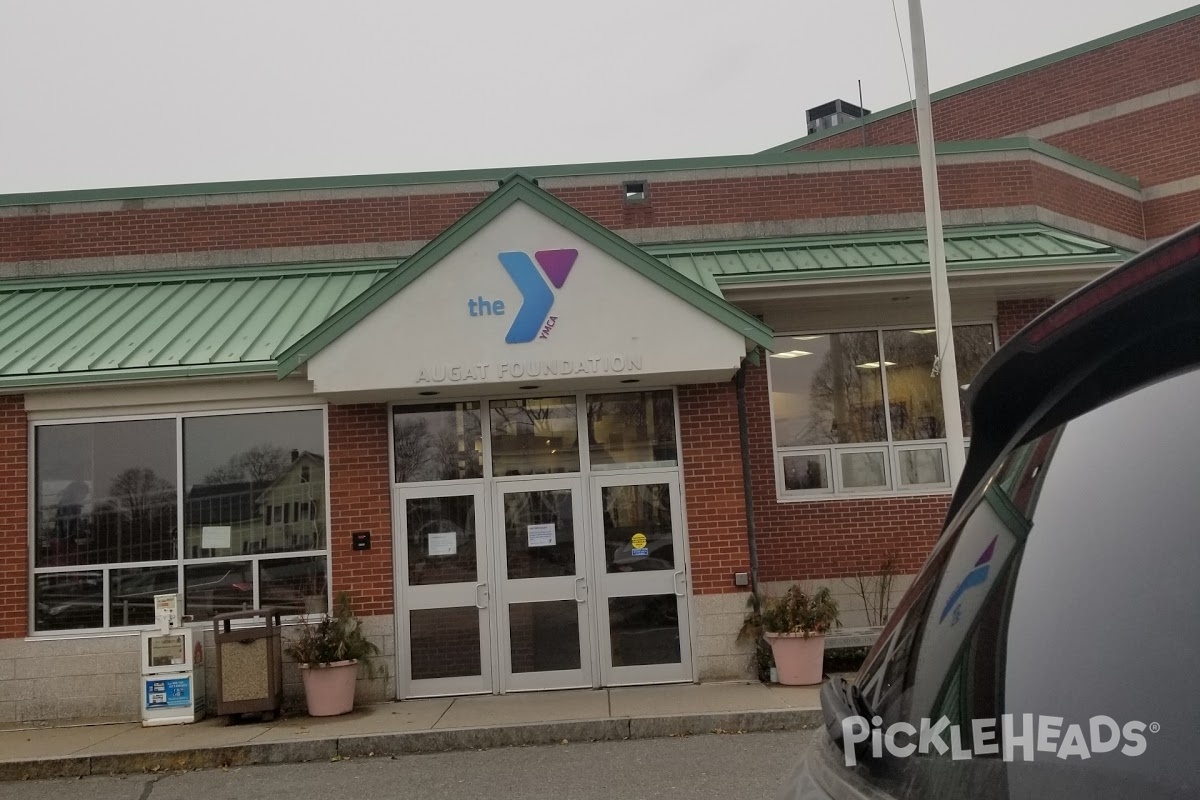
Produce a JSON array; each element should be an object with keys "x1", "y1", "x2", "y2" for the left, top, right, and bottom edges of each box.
[
  {"x1": 589, "y1": 470, "x2": 693, "y2": 686},
  {"x1": 491, "y1": 474, "x2": 595, "y2": 692},
  {"x1": 393, "y1": 482, "x2": 494, "y2": 699}
]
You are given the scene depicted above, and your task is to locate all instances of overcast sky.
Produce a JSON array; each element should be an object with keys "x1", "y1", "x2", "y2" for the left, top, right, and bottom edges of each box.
[{"x1": 0, "y1": 1, "x2": 1193, "y2": 195}]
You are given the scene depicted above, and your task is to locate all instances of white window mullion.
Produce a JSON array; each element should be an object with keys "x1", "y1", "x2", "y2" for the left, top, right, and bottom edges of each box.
[
  {"x1": 251, "y1": 556, "x2": 261, "y2": 611},
  {"x1": 101, "y1": 566, "x2": 110, "y2": 629},
  {"x1": 176, "y1": 415, "x2": 186, "y2": 615},
  {"x1": 876, "y1": 329, "x2": 896, "y2": 488}
]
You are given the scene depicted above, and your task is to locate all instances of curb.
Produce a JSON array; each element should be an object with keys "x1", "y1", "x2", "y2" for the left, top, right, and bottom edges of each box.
[{"x1": 0, "y1": 708, "x2": 821, "y2": 782}]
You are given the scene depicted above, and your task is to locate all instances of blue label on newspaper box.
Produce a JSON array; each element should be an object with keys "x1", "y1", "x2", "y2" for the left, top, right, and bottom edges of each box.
[{"x1": 145, "y1": 677, "x2": 191, "y2": 709}]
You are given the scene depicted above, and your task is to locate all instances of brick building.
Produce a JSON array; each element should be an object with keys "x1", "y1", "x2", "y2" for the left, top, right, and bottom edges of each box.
[{"x1": 0, "y1": 7, "x2": 1197, "y2": 723}]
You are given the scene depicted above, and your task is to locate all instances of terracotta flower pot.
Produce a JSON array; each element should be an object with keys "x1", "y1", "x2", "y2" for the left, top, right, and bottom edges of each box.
[
  {"x1": 764, "y1": 632, "x2": 826, "y2": 685},
  {"x1": 299, "y1": 660, "x2": 358, "y2": 716}
]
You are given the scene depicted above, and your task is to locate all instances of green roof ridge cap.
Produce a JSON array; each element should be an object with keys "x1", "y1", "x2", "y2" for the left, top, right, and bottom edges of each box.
[
  {"x1": 760, "y1": 5, "x2": 1200, "y2": 154},
  {"x1": 645, "y1": 222, "x2": 1072, "y2": 255},
  {"x1": 0, "y1": 135, "x2": 1133, "y2": 208},
  {"x1": 0, "y1": 259, "x2": 397, "y2": 292}
]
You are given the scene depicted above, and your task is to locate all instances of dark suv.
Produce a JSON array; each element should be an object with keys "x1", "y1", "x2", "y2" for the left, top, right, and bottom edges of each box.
[{"x1": 785, "y1": 222, "x2": 1200, "y2": 799}]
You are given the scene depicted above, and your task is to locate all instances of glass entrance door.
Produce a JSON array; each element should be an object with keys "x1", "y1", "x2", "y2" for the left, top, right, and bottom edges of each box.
[
  {"x1": 394, "y1": 484, "x2": 493, "y2": 697},
  {"x1": 493, "y1": 477, "x2": 593, "y2": 691},
  {"x1": 590, "y1": 472, "x2": 692, "y2": 685}
]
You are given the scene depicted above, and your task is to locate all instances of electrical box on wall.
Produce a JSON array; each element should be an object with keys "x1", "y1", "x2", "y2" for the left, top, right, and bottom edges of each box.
[
  {"x1": 733, "y1": 572, "x2": 750, "y2": 587},
  {"x1": 352, "y1": 531, "x2": 371, "y2": 550}
]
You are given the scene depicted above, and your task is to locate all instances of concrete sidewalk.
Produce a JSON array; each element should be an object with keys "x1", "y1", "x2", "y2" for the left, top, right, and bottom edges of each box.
[{"x1": 0, "y1": 682, "x2": 824, "y2": 781}]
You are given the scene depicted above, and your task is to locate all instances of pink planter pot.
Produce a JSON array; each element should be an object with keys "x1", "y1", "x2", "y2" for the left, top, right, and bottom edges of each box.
[
  {"x1": 765, "y1": 632, "x2": 826, "y2": 685},
  {"x1": 299, "y1": 660, "x2": 358, "y2": 716}
]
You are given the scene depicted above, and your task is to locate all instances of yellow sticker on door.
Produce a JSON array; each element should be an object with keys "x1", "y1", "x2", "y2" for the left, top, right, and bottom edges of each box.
[{"x1": 631, "y1": 532, "x2": 648, "y2": 556}]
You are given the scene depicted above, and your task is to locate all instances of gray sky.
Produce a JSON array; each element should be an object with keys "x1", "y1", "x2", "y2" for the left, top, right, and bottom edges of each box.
[{"x1": 0, "y1": 0, "x2": 1193, "y2": 194}]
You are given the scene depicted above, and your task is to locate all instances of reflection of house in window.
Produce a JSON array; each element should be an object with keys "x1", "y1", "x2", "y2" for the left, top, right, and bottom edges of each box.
[
  {"x1": 187, "y1": 480, "x2": 259, "y2": 558},
  {"x1": 258, "y1": 452, "x2": 325, "y2": 553},
  {"x1": 186, "y1": 451, "x2": 325, "y2": 557}
]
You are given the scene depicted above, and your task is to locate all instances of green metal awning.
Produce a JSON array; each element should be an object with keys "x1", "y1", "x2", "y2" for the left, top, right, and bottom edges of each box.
[
  {"x1": 0, "y1": 224, "x2": 1127, "y2": 389},
  {"x1": 0, "y1": 262, "x2": 392, "y2": 388},
  {"x1": 649, "y1": 224, "x2": 1129, "y2": 286}
]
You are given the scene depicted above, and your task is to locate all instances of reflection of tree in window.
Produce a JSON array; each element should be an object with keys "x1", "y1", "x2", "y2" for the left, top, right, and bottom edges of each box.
[
  {"x1": 394, "y1": 418, "x2": 433, "y2": 481},
  {"x1": 807, "y1": 333, "x2": 886, "y2": 444},
  {"x1": 882, "y1": 331, "x2": 943, "y2": 441},
  {"x1": 491, "y1": 398, "x2": 578, "y2": 475},
  {"x1": 203, "y1": 443, "x2": 289, "y2": 484},
  {"x1": 393, "y1": 404, "x2": 483, "y2": 481},
  {"x1": 586, "y1": 391, "x2": 676, "y2": 466}
]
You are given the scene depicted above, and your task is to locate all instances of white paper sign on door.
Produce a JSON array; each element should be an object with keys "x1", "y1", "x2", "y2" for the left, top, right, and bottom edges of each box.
[
  {"x1": 527, "y1": 523, "x2": 556, "y2": 547},
  {"x1": 428, "y1": 531, "x2": 457, "y2": 556}
]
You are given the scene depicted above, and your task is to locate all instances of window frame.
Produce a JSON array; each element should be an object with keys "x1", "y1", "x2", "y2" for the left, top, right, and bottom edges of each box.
[
  {"x1": 27, "y1": 403, "x2": 332, "y2": 637},
  {"x1": 767, "y1": 321, "x2": 997, "y2": 502}
]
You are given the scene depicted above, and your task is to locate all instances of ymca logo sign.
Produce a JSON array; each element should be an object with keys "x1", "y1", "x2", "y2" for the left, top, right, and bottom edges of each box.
[
  {"x1": 939, "y1": 535, "x2": 998, "y2": 625},
  {"x1": 468, "y1": 249, "x2": 577, "y2": 343}
]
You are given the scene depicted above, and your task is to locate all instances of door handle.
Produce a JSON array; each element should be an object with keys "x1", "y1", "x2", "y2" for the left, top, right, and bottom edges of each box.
[
  {"x1": 475, "y1": 583, "x2": 489, "y2": 609},
  {"x1": 574, "y1": 576, "x2": 588, "y2": 603},
  {"x1": 673, "y1": 569, "x2": 686, "y2": 597}
]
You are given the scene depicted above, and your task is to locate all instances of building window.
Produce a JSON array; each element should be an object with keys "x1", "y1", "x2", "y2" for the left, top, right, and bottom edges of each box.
[
  {"x1": 393, "y1": 402, "x2": 483, "y2": 482},
  {"x1": 32, "y1": 408, "x2": 328, "y2": 633},
  {"x1": 768, "y1": 324, "x2": 996, "y2": 499},
  {"x1": 490, "y1": 396, "x2": 580, "y2": 476},
  {"x1": 585, "y1": 390, "x2": 677, "y2": 469}
]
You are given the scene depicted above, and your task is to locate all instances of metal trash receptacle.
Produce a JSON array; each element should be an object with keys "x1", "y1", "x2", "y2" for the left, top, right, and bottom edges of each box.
[{"x1": 213, "y1": 608, "x2": 283, "y2": 719}]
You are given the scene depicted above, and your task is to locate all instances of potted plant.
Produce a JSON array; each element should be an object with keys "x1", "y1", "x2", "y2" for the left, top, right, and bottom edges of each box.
[
  {"x1": 284, "y1": 592, "x2": 383, "y2": 716},
  {"x1": 756, "y1": 585, "x2": 840, "y2": 685}
]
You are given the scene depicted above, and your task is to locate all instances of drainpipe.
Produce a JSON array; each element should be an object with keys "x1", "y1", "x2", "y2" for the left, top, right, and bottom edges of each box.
[{"x1": 734, "y1": 361, "x2": 761, "y2": 604}]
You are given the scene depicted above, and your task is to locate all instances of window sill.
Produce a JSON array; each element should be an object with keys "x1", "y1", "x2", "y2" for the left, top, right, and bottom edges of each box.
[
  {"x1": 772, "y1": 487, "x2": 954, "y2": 504},
  {"x1": 25, "y1": 613, "x2": 324, "y2": 641}
]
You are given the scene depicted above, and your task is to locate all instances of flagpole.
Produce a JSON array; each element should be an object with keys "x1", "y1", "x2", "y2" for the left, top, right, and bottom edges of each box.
[{"x1": 907, "y1": 0, "x2": 966, "y2": 485}]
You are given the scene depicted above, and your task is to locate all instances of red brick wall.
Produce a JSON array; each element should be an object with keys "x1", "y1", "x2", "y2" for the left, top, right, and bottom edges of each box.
[
  {"x1": 0, "y1": 193, "x2": 488, "y2": 264},
  {"x1": 0, "y1": 159, "x2": 1143, "y2": 265},
  {"x1": 677, "y1": 382, "x2": 750, "y2": 595},
  {"x1": 998, "y1": 298, "x2": 1057, "y2": 343},
  {"x1": 793, "y1": 14, "x2": 1200, "y2": 155},
  {"x1": 327, "y1": 403, "x2": 393, "y2": 616},
  {"x1": 0, "y1": 395, "x2": 28, "y2": 639},
  {"x1": 1145, "y1": 190, "x2": 1200, "y2": 239},
  {"x1": 1044, "y1": 96, "x2": 1200, "y2": 188},
  {"x1": 1030, "y1": 163, "x2": 1144, "y2": 239}
]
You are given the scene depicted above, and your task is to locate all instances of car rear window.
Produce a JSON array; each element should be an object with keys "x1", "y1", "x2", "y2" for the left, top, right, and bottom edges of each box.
[{"x1": 853, "y1": 364, "x2": 1200, "y2": 799}]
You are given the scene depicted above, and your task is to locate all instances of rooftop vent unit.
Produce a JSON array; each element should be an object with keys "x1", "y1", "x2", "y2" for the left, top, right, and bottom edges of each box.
[{"x1": 806, "y1": 99, "x2": 869, "y2": 135}]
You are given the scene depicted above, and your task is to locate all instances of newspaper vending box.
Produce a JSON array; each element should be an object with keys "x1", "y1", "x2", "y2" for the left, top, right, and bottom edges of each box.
[{"x1": 139, "y1": 593, "x2": 206, "y2": 726}]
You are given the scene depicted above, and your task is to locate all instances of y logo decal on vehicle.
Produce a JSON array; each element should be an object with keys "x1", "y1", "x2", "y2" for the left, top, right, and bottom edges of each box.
[
  {"x1": 939, "y1": 535, "x2": 998, "y2": 624},
  {"x1": 497, "y1": 249, "x2": 577, "y2": 343}
]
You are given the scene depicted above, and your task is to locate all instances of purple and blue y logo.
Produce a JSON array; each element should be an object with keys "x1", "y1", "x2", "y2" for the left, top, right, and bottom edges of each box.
[
  {"x1": 495, "y1": 249, "x2": 577, "y2": 343},
  {"x1": 938, "y1": 535, "x2": 998, "y2": 625}
]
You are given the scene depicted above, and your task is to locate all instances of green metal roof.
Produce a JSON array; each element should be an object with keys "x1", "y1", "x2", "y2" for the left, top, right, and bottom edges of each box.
[
  {"x1": 650, "y1": 224, "x2": 1129, "y2": 285},
  {"x1": 0, "y1": 223, "x2": 1126, "y2": 390},
  {"x1": 0, "y1": 263, "x2": 392, "y2": 388},
  {"x1": 762, "y1": 5, "x2": 1200, "y2": 154}
]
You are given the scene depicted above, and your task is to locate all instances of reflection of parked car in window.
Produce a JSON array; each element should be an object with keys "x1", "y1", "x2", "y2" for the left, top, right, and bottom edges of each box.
[
  {"x1": 109, "y1": 569, "x2": 176, "y2": 626},
  {"x1": 184, "y1": 567, "x2": 254, "y2": 620},
  {"x1": 784, "y1": 223, "x2": 1200, "y2": 799},
  {"x1": 611, "y1": 537, "x2": 674, "y2": 572},
  {"x1": 35, "y1": 572, "x2": 103, "y2": 631}
]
